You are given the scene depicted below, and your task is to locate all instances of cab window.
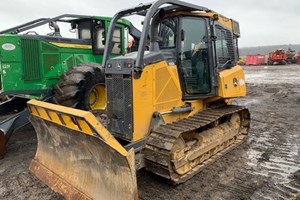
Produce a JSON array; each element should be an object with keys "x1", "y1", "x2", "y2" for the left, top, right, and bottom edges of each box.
[
  {"x1": 111, "y1": 27, "x2": 122, "y2": 54},
  {"x1": 159, "y1": 18, "x2": 176, "y2": 49},
  {"x1": 78, "y1": 21, "x2": 91, "y2": 39},
  {"x1": 215, "y1": 25, "x2": 235, "y2": 67},
  {"x1": 179, "y1": 17, "x2": 210, "y2": 95},
  {"x1": 93, "y1": 24, "x2": 123, "y2": 55}
]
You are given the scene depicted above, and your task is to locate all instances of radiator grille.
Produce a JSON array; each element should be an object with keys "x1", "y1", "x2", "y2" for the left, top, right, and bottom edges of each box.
[
  {"x1": 106, "y1": 74, "x2": 133, "y2": 140},
  {"x1": 21, "y1": 38, "x2": 40, "y2": 81}
]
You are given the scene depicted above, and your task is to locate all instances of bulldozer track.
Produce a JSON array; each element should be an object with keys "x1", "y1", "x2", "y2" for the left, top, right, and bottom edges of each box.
[{"x1": 143, "y1": 105, "x2": 250, "y2": 184}]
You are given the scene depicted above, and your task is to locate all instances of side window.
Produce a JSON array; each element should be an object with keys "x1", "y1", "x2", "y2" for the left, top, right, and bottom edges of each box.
[
  {"x1": 93, "y1": 25, "x2": 122, "y2": 55},
  {"x1": 215, "y1": 25, "x2": 235, "y2": 66},
  {"x1": 78, "y1": 22, "x2": 91, "y2": 39},
  {"x1": 92, "y1": 21, "x2": 106, "y2": 54},
  {"x1": 96, "y1": 28, "x2": 105, "y2": 51},
  {"x1": 111, "y1": 27, "x2": 122, "y2": 55},
  {"x1": 159, "y1": 18, "x2": 176, "y2": 49}
]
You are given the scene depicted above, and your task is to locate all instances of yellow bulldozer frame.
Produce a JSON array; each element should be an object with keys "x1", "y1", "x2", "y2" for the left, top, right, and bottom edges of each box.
[{"x1": 27, "y1": 0, "x2": 250, "y2": 199}]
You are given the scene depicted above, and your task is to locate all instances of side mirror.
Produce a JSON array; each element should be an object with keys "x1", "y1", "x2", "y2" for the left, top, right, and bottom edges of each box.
[
  {"x1": 210, "y1": 25, "x2": 217, "y2": 41},
  {"x1": 181, "y1": 29, "x2": 185, "y2": 41}
]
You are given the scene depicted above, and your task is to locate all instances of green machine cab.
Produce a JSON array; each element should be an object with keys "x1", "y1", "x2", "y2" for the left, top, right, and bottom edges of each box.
[{"x1": 0, "y1": 14, "x2": 133, "y2": 100}]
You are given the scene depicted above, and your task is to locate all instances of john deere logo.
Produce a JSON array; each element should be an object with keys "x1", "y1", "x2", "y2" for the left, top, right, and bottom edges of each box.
[{"x1": 2, "y1": 43, "x2": 16, "y2": 51}]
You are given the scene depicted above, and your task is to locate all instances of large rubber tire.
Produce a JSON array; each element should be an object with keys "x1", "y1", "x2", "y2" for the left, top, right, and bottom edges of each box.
[{"x1": 53, "y1": 63, "x2": 106, "y2": 111}]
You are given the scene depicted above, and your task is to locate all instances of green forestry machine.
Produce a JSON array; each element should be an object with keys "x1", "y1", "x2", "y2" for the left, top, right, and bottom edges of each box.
[{"x1": 0, "y1": 14, "x2": 140, "y2": 158}]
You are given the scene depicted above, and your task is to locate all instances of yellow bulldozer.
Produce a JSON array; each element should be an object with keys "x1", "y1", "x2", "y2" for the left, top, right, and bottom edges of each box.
[{"x1": 27, "y1": 0, "x2": 250, "y2": 199}]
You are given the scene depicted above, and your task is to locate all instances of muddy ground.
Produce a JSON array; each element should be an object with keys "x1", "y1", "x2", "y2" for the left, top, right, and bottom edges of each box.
[{"x1": 1, "y1": 64, "x2": 300, "y2": 200}]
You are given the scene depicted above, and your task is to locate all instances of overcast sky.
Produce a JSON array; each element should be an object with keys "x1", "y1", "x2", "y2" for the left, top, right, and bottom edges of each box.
[{"x1": 1, "y1": 0, "x2": 299, "y2": 47}]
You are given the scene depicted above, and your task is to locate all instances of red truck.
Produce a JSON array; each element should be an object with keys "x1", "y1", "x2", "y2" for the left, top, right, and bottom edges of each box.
[
  {"x1": 267, "y1": 49, "x2": 287, "y2": 65},
  {"x1": 294, "y1": 52, "x2": 300, "y2": 64}
]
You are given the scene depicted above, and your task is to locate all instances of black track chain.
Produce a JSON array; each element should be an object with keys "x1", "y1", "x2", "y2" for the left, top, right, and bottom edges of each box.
[{"x1": 143, "y1": 105, "x2": 250, "y2": 184}]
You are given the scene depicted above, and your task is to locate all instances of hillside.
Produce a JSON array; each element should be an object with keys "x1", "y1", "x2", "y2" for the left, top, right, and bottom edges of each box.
[{"x1": 239, "y1": 44, "x2": 300, "y2": 56}]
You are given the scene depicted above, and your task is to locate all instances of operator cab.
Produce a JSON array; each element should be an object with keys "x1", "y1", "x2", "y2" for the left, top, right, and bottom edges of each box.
[
  {"x1": 104, "y1": 7, "x2": 240, "y2": 100},
  {"x1": 157, "y1": 13, "x2": 239, "y2": 100}
]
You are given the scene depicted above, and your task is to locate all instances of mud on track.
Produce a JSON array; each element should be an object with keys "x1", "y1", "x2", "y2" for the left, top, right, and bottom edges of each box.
[{"x1": 1, "y1": 64, "x2": 300, "y2": 200}]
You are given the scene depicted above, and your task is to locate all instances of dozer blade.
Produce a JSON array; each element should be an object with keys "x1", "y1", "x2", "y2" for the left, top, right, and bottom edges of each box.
[{"x1": 27, "y1": 100, "x2": 137, "y2": 200}]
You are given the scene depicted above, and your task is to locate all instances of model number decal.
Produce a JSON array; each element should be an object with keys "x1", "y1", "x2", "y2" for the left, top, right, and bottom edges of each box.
[{"x1": 2, "y1": 43, "x2": 16, "y2": 51}]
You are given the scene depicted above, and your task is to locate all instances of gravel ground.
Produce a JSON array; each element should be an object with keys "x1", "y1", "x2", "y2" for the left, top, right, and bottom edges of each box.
[{"x1": 1, "y1": 64, "x2": 300, "y2": 200}]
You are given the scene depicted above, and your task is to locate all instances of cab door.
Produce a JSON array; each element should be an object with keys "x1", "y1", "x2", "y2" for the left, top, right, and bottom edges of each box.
[{"x1": 178, "y1": 17, "x2": 216, "y2": 99}]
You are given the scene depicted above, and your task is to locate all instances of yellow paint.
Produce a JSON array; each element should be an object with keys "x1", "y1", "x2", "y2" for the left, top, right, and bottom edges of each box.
[
  {"x1": 218, "y1": 65, "x2": 246, "y2": 98},
  {"x1": 133, "y1": 61, "x2": 179, "y2": 141},
  {"x1": 27, "y1": 99, "x2": 128, "y2": 156},
  {"x1": 47, "y1": 110, "x2": 61, "y2": 124},
  {"x1": 88, "y1": 84, "x2": 106, "y2": 110},
  {"x1": 132, "y1": 61, "x2": 204, "y2": 141},
  {"x1": 76, "y1": 119, "x2": 93, "y2": 134},
  {"x1": 186, "y1": 100, "x2": 205, "y2": 116},
  {"x1": 50, "y1": 42, "x2": 92, "y2": 49},
  {"x1": 168, "y1": 11, "x2": 235, "y2": 31},
  {"x1": 61, "y1": 114, "x2": 79, "y2": 130}
]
